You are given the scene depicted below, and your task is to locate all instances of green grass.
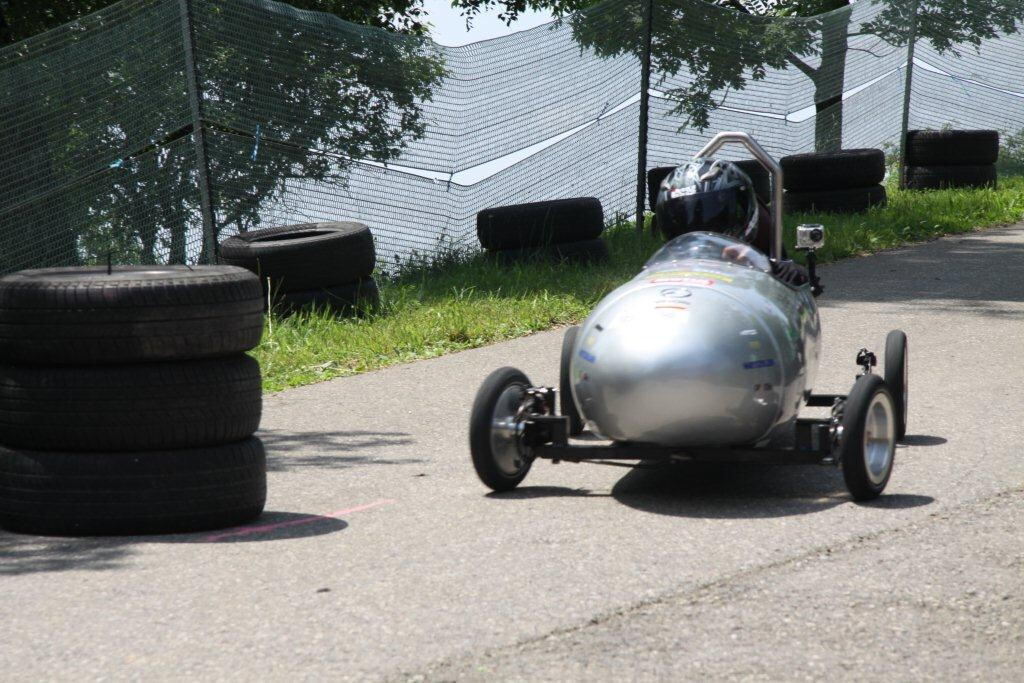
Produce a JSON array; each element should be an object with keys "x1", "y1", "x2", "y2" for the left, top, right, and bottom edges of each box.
[
  {"x1": 784, "y1": 174, "x2": 1024, "y2": 262},
  {"x1": 254, "y1": 176, "x2": 1024, "y2": 392}
]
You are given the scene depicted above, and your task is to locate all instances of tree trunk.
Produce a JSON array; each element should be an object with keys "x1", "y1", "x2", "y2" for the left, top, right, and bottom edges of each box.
[{"x1": 813, "y1": 6, "x2": 852, "y2": 152}]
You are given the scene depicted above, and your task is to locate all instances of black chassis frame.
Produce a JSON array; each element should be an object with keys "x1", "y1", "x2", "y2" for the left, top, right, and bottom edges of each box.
[
  {"x1": 520, "y1": 387, "x2": 846, "y2": 468},
  {"x1": 518, "y1": 346, "x2": 881, "y2": 468}
]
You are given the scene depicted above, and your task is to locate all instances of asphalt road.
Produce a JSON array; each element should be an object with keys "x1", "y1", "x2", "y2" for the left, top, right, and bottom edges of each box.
[{"x1": 2, "y1": 225, "x2": 1023, "y2": 681}]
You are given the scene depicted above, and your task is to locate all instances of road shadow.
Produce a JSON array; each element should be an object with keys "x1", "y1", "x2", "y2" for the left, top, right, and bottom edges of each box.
[
  {"x1": 819, "y1": 227, "x2": 1024, "y2": 315},
  {"x1": 259, "y1": 429, "x2": 422, "y2": 471},
  {"x1": 486, "y1": 485, "x2": 605, "y2": 500},
  {"x1": 900, "y1": 434, "x2": 947, "y2": 447},
  {"x1": 0, "y1": 510, "x2": 351, "y2": 577},
  {"x1": 611, "y1": 462, "x2": 934, "y2": 519}
]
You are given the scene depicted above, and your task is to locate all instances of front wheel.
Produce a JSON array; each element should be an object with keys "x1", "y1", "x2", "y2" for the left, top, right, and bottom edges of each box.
[
  {"x1": 839, "y1": 374, "x2": 897, "y2": 501},
  {"x1": 884, "y1": 329, "x2": 908, "y2": 441},
  {"x1": 469, "y1": 367, "x2": 534, "y2": 491}
]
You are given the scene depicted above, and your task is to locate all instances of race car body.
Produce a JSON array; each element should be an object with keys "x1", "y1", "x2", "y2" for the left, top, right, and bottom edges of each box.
[{"x1": 569, "y1": 231, "x2": 821, "y2": 446}]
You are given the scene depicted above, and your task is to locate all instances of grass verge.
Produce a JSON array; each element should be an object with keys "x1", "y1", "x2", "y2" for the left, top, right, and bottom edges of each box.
[{"x1": 254, "y1": 176, "x2": 1024, "y2": 392}]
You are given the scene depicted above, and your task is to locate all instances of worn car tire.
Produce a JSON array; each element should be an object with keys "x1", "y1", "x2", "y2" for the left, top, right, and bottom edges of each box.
[
  {"x1": 272, "y1": 277, "x2": 380, "y2": 317},
  {"x1": 781, "y1": 149, "x2": 886, "y2": 192},
  {"x1": 219, "y1": 222, "x2": 376, "y2": 293},
  {"x1": 784, "y1": 185, "x2": 887, "y2": 214},
  {"x1": 733, "y1": 159, "x2": 773, "y2": 204},
  {"x1": 477, "y1": 198, "x2": 604, "y2": 250},
  {"x1": 904, "y1": 164, "x2": 997, "y2": 190},
  {"x1": 647, "y1": 166, "x2": 676, "y2": 210},
  {"x1": 905, "y1": 129, "x2": 999, "y2": 166},
  {"x1": 0, "y1": 438, "x2": 266, "y2": 536},
  {"x1": 0, "y1": 266, "x2": 263, "y2": 365},
  {"x1": 0, "y1": 356, "x2": 262, "y2": 452},
  {"x1": 492, "y1": 238, "x2": 609, "y2": 266}
]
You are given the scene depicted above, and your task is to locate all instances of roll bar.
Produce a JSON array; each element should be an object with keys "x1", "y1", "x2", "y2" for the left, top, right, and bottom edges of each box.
[{"x1": 695, "y1": 132, "x2": 784, "y2": 263}]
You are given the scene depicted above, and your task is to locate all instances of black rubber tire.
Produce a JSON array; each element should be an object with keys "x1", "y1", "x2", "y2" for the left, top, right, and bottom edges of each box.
[
  {"x1": 491, "y1": 238, "x2": 609, "y2": 266},
  {"x1": 469, "y1": 367, "x2": 534, "y2": 492},
  {"x1": 272, "y1": 277, "x2": 380, "y2": 317},
  {"x1": 0, "y1": 438, "x2": 266, "y2": 536},
  {"x1": 647, "y1": 166, "x2": 676, "y2": 210},
  {"x1": 219, "y1": 222, "x2": 376, "y2": 293},
  {"x1": 477, "y1": 198, "x2": 604, "y2": 250},
  {"x1": 0, "y1": 355, "x2": 262, "y2": 452},
  {"x1": 884, "y1": 330, "x2": 909, "y2": 442},
  {"x1": 784, "y1": 185, "x2": 887, "y2": 214},
  {"x1": 0, "y1": 266, "x2": 263, "y2": 365},
  {"x1": 733, "y1": 159, "x2": 773, "y2": 204},
  {"x1": 904, "y1": 164, "x2": 997, "y2": 190},
  {"x1": 905, "y1": 129, "x2": 1000, "y2": 166},
  {"x1": 781, "y1": 149, "x2": 886, "y2": 192},
  {"x1": 559, "y1": 326, "x2": 584, "y2": 437},
  {"x1": 839, "y1": 374, "x2": 896, "y2": 501}
]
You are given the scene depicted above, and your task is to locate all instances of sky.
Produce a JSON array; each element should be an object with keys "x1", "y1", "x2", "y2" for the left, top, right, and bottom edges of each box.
[
  {"x1": 421, "y1": 0, "x2": 556, "y2": 46},
  {"x1": 418, "y1": 1, "x2": 861, "y2": 46}
]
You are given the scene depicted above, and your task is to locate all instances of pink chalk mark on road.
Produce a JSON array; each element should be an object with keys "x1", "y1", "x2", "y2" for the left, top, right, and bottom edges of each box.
[{"x1": 204, "y1": 499, "x2": 395, "y2": 542}]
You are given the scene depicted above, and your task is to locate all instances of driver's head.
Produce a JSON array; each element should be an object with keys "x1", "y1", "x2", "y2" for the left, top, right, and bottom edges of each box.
[{"x1": 655, "y1": 158, "x2": 758, "y2": 243}]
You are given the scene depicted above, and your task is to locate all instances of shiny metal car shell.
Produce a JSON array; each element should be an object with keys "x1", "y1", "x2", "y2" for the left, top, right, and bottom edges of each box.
[{"x1": 569, "y1": 258, "x2": 821, "y2": 447}]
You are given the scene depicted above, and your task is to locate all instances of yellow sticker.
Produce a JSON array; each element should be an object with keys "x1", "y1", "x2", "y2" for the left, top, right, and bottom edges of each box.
[{"x1": 649, "y1": 269, "x2": 733, "y2": 283}]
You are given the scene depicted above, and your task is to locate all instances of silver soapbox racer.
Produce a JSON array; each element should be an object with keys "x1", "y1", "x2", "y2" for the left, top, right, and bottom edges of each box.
[{"x1": 469, "y1": 133, "x2": 909, "y2": 500}]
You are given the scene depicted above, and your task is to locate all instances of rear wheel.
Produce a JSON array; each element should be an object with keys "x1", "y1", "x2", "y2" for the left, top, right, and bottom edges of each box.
[
  {"x1": 839, "y1": 374, "x2": 897, "y2": 501},
  {"x1": 469, "y1": 367, "x2": 534, "y2": 491},
  {"x1": 560, "y1": 326, "x2": 584, "y2": 436},
  {"x1": 884, "y1": 330, "x2": 909, "y2": 441}
]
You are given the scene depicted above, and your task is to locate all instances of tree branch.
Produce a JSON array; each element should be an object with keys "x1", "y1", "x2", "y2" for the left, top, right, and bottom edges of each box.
[
  {"x1": 786, "y1": 52, "x2": 817, "y2": 78},
  {"x1": 846, "y1": 46, "x2": 893, "y2": 58}
]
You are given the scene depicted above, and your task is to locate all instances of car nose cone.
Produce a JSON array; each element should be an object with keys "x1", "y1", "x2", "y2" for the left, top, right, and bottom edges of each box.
[{"x1": 571, "y1": 284, "x2": 783, "y2": 446}]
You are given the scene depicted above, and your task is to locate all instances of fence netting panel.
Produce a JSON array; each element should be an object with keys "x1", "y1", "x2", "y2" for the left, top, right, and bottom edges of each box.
[{"x1": 0, "y1": 0, "x2": 1022, "y2": 272}]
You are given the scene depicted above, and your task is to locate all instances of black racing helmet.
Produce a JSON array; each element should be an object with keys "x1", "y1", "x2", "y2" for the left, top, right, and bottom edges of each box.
[{"x1": 655, "y1": 158, "x2": 758, "y2": 243}]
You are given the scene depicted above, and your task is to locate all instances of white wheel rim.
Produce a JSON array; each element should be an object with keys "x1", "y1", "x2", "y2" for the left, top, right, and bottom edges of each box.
[
  {"x1": 863, "y1": 391, "x2": 896, "y2": 485},
  {"x1": 490, "y1": 383, "x2": 528, "y2": 476}
]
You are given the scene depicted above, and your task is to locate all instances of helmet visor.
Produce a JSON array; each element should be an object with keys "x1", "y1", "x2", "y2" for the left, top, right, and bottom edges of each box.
[{"x1": 665, "y1": 186, "x2": 748, "y2": 234}]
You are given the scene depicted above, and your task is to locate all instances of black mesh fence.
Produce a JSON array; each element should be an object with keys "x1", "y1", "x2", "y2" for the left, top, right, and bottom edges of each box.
[{"x1": 0, "y1": 0, "x2": 1022, "y2": 272}]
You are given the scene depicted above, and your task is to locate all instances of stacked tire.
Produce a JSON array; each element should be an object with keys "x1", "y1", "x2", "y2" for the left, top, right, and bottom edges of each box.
[
  {"x1": 220, "y1": 222, "x2": 379, "y2": 316},
  {"x1": 0, "y1": 266, "x2": 267, "y2": 536},
  {"x1": 781, "y1": 148, "x2": 887, "y2": 214},
  {"x1": 477, "y1": 198, "x2": 608, "y2": 264},
  {"x1": 904, "y1": 130, "x2": 999, "y2": 190}
]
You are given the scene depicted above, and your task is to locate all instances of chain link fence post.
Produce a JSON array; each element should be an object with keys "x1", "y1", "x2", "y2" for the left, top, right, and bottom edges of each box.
[
  {"x1": 898, "y1": 0, "x2": 920, "y2": 190},
  {"x1": 635, "y1": 0, "x2": 654, "y2": 233},
  {"x1": 178, "y1": 0, "x2": 218, "y2": 264}
]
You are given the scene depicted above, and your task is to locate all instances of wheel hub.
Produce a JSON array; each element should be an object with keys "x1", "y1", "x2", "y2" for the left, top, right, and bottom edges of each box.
[
  {"x1": 863, "y1": 392, "x2": 895, "y2": 485},
  {"x1": 489, "y1": 384, "x2": 531, "y2": 475}
]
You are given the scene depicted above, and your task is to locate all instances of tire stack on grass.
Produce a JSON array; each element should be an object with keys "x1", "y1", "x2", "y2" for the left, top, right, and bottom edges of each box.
[
  {"x1": 0, "y1": 266, "x2": 267, "y2": 536},
  {"x1": 904, "y1": 130, "x2": 999, "y2": 190},
  {"x1": 477, "y1": 197, "x2": 608, "y2": 265},
  {"x1": 648, "y1": 161, "x2": 771, "y2": 237},
  {"x1": 220, "y1": 221, "x2": 379, "y2": 316},
  {"x1": 781, "y1": 148, "x2": 887, "y2": 214}
]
